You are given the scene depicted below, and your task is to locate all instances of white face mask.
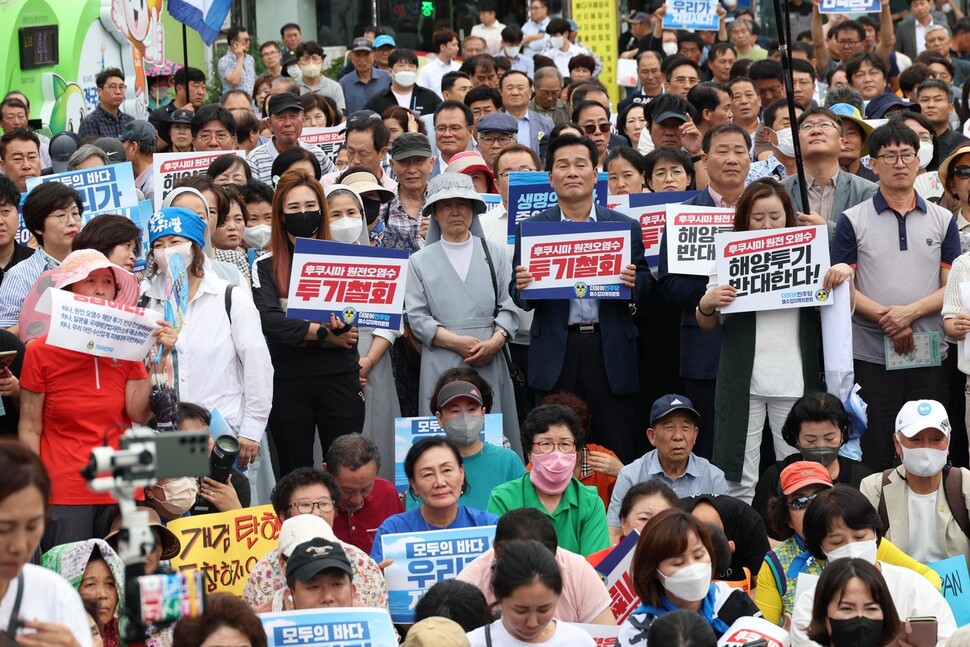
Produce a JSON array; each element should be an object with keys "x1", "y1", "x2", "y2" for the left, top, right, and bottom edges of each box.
[
  {"x1": 773, "y1": 127, "x2": 796, "y2": 158},
  {"x1": 243, "y1": 224, "x2": 272, "y2": 249},
  {"x1": 154, "y1": 242, "x2": 193, "y2": 274},
  {"x1": 300, "y1": 63, "x2": 322, "y2": 79},
  {"x1": 899, "y1": 443, "x2": 949, "y2": 477},
  {"x1": 825, "y1": 538, "x2": 878, "y2": 565},
  {"x1": 918, "y1": 140, "x2": 934, "y2": 168},
  {"x1": 504, "y1": 45, "x2": 522, "y2": 58},
  {"x1": 330, "y1": 217, "x2": 363, "y2": 243},
  {"x1": 550, "y1": 36, "x2": 566, "y2": 50},
  {"x1": 150, "y1": 477, "x2": 199, "y2": 517},
  {"x1": 394, "y1": 70, "x2": 417, "y2": 88},
  {"x1": 286, "y1": 64, "x2": 302, "y2": 79},
  {"x1": 662, "y1": 41, "x2": 679, "y2": 56},
  {"x1": 658, "y1": 562, "x2": 712, "y2": 601}
]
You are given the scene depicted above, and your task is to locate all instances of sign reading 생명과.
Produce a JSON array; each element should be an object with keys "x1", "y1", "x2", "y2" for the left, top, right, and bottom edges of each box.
[
  {"x1": 383, "y1": 526, "x2": 496, "y2": 623},
  {"x1": 507, "y1": 172, "x2": 609, "y2": 245},
  {"x1": 393, "y1": 414, "x2": 504, "y2": 493},
  {"x1": 819, "y1": 0, "x2": 880, "y2": 13},
  {"x1": 167, "y1": 504, "x2": 281, "y2": 595},
  {"x1": 665, "y1": 204, "x2": 736, "y2": 276},
  {"x1": 285, "y1": 238, "x2": 408, "y2": 331},
  {"x1": 260, "y1": 607, "x2": 398, "y2": 646},
  {"x1": 714, "y1": 225, "x2": 833, "y2": 314},
  {"x1": 520, "y1": 221, "x2": 631, "y2": 300},
  {"x1": 300, "y1": 124, "x2": 346, "y2": 167},
  {"x1": 594, "y1": 530, "x2": 640, "y2": 624},
  {"x1": 609, "y1": 190, "x2": 701, "y2": 271},
  {"x1": 152, "y1": 150, "x2": 245, "y2": 209},
  {"x1": 663, "y1": 0, "x2": 720, "y2": 30},
  {"x1": 44, "y1": 289, "x2": 160, "y2": 361}
]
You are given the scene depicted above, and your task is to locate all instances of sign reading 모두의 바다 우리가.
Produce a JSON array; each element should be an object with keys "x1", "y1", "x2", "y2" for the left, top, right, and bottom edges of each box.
[{"x1": 663, "y1": 0, "x2": 721, "y2": 30}]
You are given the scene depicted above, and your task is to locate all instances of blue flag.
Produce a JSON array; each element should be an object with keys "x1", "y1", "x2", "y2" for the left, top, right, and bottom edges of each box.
[{"x1": 167, "y1": 0, "x2": 232, "y2": 45}]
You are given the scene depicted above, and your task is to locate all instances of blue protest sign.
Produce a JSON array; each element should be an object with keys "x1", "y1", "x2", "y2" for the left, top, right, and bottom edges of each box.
[
  {"x1": 663, "y1": 0, "x2": 720, "y2": 30},
  {"x1": 259, "y1": 607, "x2": 397, "y2": 646},
  {"x1": 928, "y1": 555, "x2": 970, "y2": 627},
  {"x1": 285, "y1": 238, "x2": 409, "y2": 330},
  {"x1": 382, "y1": 526, "x2": 496, "y2": 622},
  {"x1": 25, "y1": 162, "x2": 139, "y2": 212},
  {"x1": 819, "y1": 0, "x2": 880, "y2": 12},
  {"x1": 393, "y1": 414, "x2": 504, "y2": 492},
  {"x1": 507, "y1": 171, "x2": 608, "y2": 245},
  {"x1": 482, "y1": 193, "x2": 502, "y2": 208}
]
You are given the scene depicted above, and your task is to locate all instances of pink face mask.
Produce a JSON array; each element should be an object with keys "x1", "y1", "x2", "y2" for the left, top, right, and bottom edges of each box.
[{"x1": 529, "y1": 451, "x2": 576, "y2": 494}]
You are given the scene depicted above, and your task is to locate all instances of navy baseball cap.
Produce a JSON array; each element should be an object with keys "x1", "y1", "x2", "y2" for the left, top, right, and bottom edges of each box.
[
  {"x1": 864, "y1": 92, "x2": 918, "y2": 119},
  {"x1": 650, "y1": 394, "x2": 700, "y2": 426},
  {"x1": 477, "y1": 112, "x2": 519, "y2": 134}
]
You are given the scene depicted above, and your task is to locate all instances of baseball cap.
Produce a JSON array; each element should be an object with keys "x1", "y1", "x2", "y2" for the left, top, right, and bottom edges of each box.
[
  {"x1": 403, "y1": 617, "x2": 471, "y2": 647},
  {"x1": 624, "y1": 11, "x2": 652, "y2": 24},
  {"x1": 895, "y1": 399, "x2": 952, "y2": 438},
  {"x1": 120, "y1": 120, "x2": 157, "y2": 147},
  {"x1": 352, "y1": 38, "x2": 374, "y2": 52},
  {"x1": 48, "y1": 132, "x2": 80, "y2": 174},
  {"x1": 436, "y1": 380, "x2": 484, "y2": 410},
  {"x1": 374, "y1": 35, "x2": 396, "y2": 49},
  {"x1": 864, "y1": 92, "x2": 917, "y2": 119},
  {"x1": 286, "y1": 538, "x2": 353, "y2": 583},
  {"x1": 654, "y1": 111, "x2": 688, "y2": 125},
  {"x1": 278, "y1": 514, "x2": 338, "y2": 558},
  {"x1": 268, "y1": 92, "x2": 303, "y2": 115},
  {"x1": 779, "y1": 461, "x2": 833, "y2": 495},
  {"x1": 477, "y1": 112, "x2": 519, "y2": 134},
  {"x1": 169, "y1": 109, "x2": 195, "y2": 124},
  {"x1": 93, "y1": 137, "x2": 128, "y2": 163},
  {"x1": 391, "y1": 132, "x2": 433, "y2": 160},
  {"x1": 650, "y1": 394, "x2": 700, "y2": 426}
]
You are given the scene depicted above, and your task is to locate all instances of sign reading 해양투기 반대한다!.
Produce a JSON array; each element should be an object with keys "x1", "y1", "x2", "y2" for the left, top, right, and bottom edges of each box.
[
  {"x1": 284, "y1": 238, "x2": 409, "y2": 331},
  {"x1": 663, "y1": 0, "x2": 721, "y2": 30},
  {"x1": 594, "y1": 530, "x2": 641, "y2": 624},
  {"x1": 300, "y1": 124, "x2": 346, "y2": 166},
  {"x1": 818, "y1": 0, "x2": 881, "y2": 12},
  {"x1": 44, "y1": 289, "x2": 160, "y2": 361},
  {"x1": 167, "y1": 504, "x2": 281, "y2": 595},
  {"x1": 665, "y1": 204, "x2": 736, "y2": 276},
  {"x1": 608, "y1": 190, "x2": 701, "y2": 271},
  {"x1": 383, "y1": 526, "x2": 496, "y2": 623},
  {"x1": 507, "y1": 172, "x2": 609, "y2": 245},
  {"x1": 928, "y1": 555, "x2": 970, "y2": 626},
  {"x1": 714, "y1": 225, "x2": 834, "y2": 315},
  {"x1": 260, "y1": 607, "x2": 398, "y2": 646},
  {"x1": 151, "y1": 150, "x2": 246, "y2": 209},
  {"x1": 520, "y1": 221, "x2": 631, "y2": 300},
  {"x1": 393, "y1": 414, "x2": 504, "y2": 493}
]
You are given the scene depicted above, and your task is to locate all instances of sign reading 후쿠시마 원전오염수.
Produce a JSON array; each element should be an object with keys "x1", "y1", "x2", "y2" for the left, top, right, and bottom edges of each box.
[
  {"x1": 151, "y1": 150, "x2": 245, "y2": 209},
  {"x1": 260, "y1": 607, "x2": 398, "y2": 646},
  {"x1": 300, "y1": 124, "x2": 346, "y2": 167},
  {"x1": 665, "y1": 204, "x2": 736, "y2": 276}
]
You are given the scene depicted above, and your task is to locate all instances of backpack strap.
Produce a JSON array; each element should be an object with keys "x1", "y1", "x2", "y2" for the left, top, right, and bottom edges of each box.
[
  {"x1": 763, "y1": 550, "x2": 787, "y2": 598},
  {"x1": 943, "y1": 466, "x2": 970, "y2": 541},
  {"x1": 877, "y1": 468, "x2": 893, "y2": 535},
  {"x1": 224, "y1": 284, "x2": 234, "y2": 325}
]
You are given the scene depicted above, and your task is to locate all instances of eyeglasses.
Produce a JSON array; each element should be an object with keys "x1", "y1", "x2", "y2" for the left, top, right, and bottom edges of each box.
[
  {"x1": 480, "y1": 134, "x2": 515, "y2": 146},
  {"x1": 875, "y1": 151, "x2": 918, "y2": 165},
  {"x1": 583, "y1": 122, "x2": 611, "y2": 135},
  {"x1": 532, "y1": 440, "x2": 577, "y2": 454},
  {"x1": 197, "y1": 130, "x2": 232, "y2": 143},
  {"x1": 435, "y1": 124, "x2": 468, "y2": 134},
  {"x1": 836, "y1": 39, "x2": 861, "y2": 47},
  {"x1": 798, "y1": 121, "x2": 839, "y2": 133},
  {"x1": 787, "y1": 493, "x2": 819, "y2": 510},
  {"x1": 671, "y1": 76, "x2": 699, "y2": 85},
  {"x1": 103, "y1": 83, "x2": 127, "y2": 92},
  {"x1": 287, "y1": 499, "x2": 335, "y2": 514},
  {"x1": 952, "y1": 165, "x2": 970, "y2": 179},
  {"x1": 48, "y1": 211, "x2": 82, "y2": 224},
  {"x1": 652, "y1": 167, "x2": 687, "y2": 180}
]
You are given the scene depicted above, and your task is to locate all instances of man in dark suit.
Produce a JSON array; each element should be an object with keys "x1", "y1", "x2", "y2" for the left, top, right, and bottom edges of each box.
[
  {"x1": 657, "y1": 123, "x2": 751, "y2": 460},
  {"x1": 511, "y1": 134, "x2": 653, "y2": 463}
]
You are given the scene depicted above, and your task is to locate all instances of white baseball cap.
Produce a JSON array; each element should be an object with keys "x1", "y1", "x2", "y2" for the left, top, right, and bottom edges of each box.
[
  {"x1": 895, "y1": 399, "x2": 951, "y2": 439},
  {"x1": 279, "y1": 514, "x2": 338, "y2": 558}
]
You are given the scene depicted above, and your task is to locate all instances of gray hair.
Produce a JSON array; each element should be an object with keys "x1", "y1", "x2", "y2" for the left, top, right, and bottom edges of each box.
[
  {"x1": 926, "y1": 23, "x2": 951, "y2": 37},
  {"x1": 270, "y1": 77, "x2": 299, "y2": 95},
  {"x1": 67, "y1": 144, "x2": 108, "y2": 170},
  {"x1": 824, "y1": 85, "x2": 864, "y2": 112},
  {"x1": 324, "y1": 434, "x2": 381, "y2": 475},
  {"x1": 534, "y1": 65, "x2": 563, "y2": 87},
  {"x1": 637, "y1": 50, "x2": 663, "y2": 66}
]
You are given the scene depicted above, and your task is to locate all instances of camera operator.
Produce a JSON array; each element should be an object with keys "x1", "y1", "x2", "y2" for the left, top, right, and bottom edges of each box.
[{"x1": 179, "y1": 403, "x2": 250, "y2": 514}]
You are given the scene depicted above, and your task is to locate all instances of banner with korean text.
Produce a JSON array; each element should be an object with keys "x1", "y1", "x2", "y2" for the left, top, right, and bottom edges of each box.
[
  {"x1": 260, "y1": 608, "x2": 397, "y2": 646},
  {"x1": 43, "y1": 289, "x2": 160, "y2": 361},
  {"x1": 665, "y1": 205, "x2": 735, "y2": 276},
  {"x1": 507, "y1": 172, "x2": 608, "y2": 245},
  {"x1": 520, "y1": 221, "x2": 631, "y2": 300},
  {"x1": 152, "y1": 150, "x2": 245, "y2": 209},
  {"x1": 382, "y1": 526, "x2": 496, "y2": 623},
  {"x1": 167, "y1": 504, "x2": 281, "y2": 595},
  {"x1": 609, "y1": 191, "x2": 701, "y2": 271},
  {"x1": 819, "y1": 0, "x2": 880, "y2": 13},
  {"x1": 285, "y1": 238, "x2": 408, "y2": 331},
  {"x1": 714, "y1": 225, "x2": 833, "y2": 314},
  {"x1": 663, "y1": 0, "x2": 720, "y2": 30},
  {"x1": 300, "y1": 125, "x2": 347, "y2": 167},
  {"x1": 594, "y1": 530, "x2": 640, "y2": 624},
  {"x1": 393, "y1": 414, "x2": 504, "y2": 493}
]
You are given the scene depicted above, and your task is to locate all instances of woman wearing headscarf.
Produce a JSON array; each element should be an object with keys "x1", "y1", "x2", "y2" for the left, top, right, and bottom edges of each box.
[{"x1": 404, "y1": 173, "x2": 522, "y2": 457}]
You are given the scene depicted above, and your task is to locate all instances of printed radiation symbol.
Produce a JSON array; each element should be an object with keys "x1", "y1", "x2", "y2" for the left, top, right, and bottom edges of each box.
[
  {"x1": 815, "y1": 288, "x2": 829, "y2": 302},
  {"x1": 574, "y1": 282, "x2": 588, "y2": 298},
  {"x1": 342, "y1": 307, "x2": 357, "y2": 324},
  {"x1": 87, "y1": 341, "x2": 95, "y2": 350}
]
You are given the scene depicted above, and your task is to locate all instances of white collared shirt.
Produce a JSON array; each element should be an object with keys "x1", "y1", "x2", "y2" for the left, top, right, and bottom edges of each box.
[{"x1": 562, "y1": 203, "x2": 600, "y2": 324}]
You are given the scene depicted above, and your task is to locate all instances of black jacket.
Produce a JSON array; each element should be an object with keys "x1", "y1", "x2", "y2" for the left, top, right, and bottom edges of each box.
[{"x1": 364, "y1": 85, "x2": 442, "y2": 118}]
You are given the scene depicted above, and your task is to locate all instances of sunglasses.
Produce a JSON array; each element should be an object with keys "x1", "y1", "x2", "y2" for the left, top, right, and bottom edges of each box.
[
  {"x1": 952, "y1": 165, "x2": 970, "y2": 179},
  {"x1": 583, "y1": 122, "x2": 611, "y2": 135},
  {"x1": 787, "y1": 492, "x2": 819, "y2": 511}
]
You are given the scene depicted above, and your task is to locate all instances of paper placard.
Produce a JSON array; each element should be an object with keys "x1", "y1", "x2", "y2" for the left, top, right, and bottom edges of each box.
[
  {"x1": 285, "y1": 238, "x2": 408, "y2": 330},
  {"x1": 260, "y1": 608, "x2": 398, "y2": 646},
  {"x1": 928, "y1": 555, "x2": 970, "y2": 627},
  {"x1": 663, "y1": 0, "x2": 720, "y2": 30},
  {"x1": 507, "y1": 172, "x2": 608, "y2": 245},
  {"x1": 300, "y1": 124, "x2": 347, "y2": 166},
  {"x1": 819, "y1": 0, "x2": 880, "y2": 12},
  {"x1": 616, "y1": 59, "x2": 638, "y2": 88},
  {"x1": 665, "y1": 204, "x2": 735, "y2": 276},
  {"x1": 575, "y1": 624, "x2": 620, "y2": 645},
  {"x1": 45, "y1": 289, "x2": 160, "y2": 361},
  {"x1": 594, "y1": 530, "x2": 641, "y2": 624},
  {"x1": 152, "y1": 150, "x2": 245, "y2": 209},
  {"x1": 609, "y1": 190, "x2": 701, "y2": 270},
  {"x1": 884, "y1": 331, "x2": 942, "y2": 370}
]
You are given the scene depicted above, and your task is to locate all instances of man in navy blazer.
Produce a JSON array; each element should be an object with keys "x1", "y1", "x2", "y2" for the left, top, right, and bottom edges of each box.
[
  {"x1": 657, "y1": 123, "x2": 752, "y2": 459},
  {"x1": 510, "y1": 134, "x2": 653, "y2": 462},
  {"x1": 500, "y1": 70, "x2": 555, "y2": 157}
]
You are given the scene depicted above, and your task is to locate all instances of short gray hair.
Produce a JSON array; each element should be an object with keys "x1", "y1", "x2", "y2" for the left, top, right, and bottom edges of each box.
[
  {"x1": 67, "y1": 144, "x2": 108, "y2": 170},
  {"x1": 926, "y1": 23, "x2": 951, "y2": 37},
  {"x1": 534, "y1": 65, "x2": 563, "y2": 86}
]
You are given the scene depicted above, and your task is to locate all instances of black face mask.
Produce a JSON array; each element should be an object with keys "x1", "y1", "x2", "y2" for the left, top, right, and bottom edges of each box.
[
  {"x1": 362, "y1": 198, "x2": 383, "y2": 225},
  {"x1": 799, "y1": 445, "x2": 840, "y2": 467},
  {"x1": 283, "y1": 210, "x2": 322, "y2": 238},
  {"x1": 828, "y1": 616, "x2": 884, "y2": 647}
]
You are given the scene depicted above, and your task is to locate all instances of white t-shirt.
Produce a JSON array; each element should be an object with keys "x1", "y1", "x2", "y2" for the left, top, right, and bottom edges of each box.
[
  {"x1": 392, "y1": 89, "x2": 413, "y2": 108},
  {"x1": 750, "y1": 308, "x2": 804, "y2": 397},
  {"x1": 0, "y1": 564, "x2": 93, "y2": 647},
  {"x1": 467, "y1": 619, "x2": 596, "y2": 647},
  {"x1": 908, "y1": 489, "x2": 948, "y2": 564},
  {"x1": 440, "y1": 235, "x2": 474, "y2": 281}
]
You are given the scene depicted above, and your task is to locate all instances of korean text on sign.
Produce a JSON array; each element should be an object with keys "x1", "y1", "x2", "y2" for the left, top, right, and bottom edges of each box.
[
  {"x1": 167, "y1": 504, "x2": 281, "y2": 595},
  {"x1": 594, "y1": 531, "x2": 641, "y2": 624},
  {"x1": 665, "y1": 204, "x2": 736, "y2": 276},
  {"x1": 44, "y1": 289, "x2": 160, "y2": 361},
  {"x1": 383, "y1": 526, "x2": 496, "y2": 623},
  {"x1": 300, "y1": 125, "x2": 346, "y2": 166},
  {"x1": 151, "y1": 150, "x2": 245, "y2": 209},
  {"x1": 506, "y1": 171, "x2": 609, "y2": 245},
  {"x1": 285, "y1": 238, "x2": 409, "y2": 331},
  {"x1": 714, "y1": 225, "x2": 834, "y2": 314},
  {"x1": 260, "y1": 608, "x2": 398, "y2": 647},
  {"x1": 26, "y1": 162, "x2": 138, "y2": 213},
  {"x1": 819, "y1": 0, "x2": 880, "y2": 13},
  {"x1": 610, "y1": 190, "x2": 701, "y2": 272},
  {"x1": 663, "y1": 0, "x2": 720, "y2": 30}
]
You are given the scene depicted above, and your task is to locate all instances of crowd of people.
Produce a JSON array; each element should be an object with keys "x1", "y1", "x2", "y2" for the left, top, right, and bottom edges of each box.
[{"x1": 2, "y1": 0, "x2": 970, "y2": 644}]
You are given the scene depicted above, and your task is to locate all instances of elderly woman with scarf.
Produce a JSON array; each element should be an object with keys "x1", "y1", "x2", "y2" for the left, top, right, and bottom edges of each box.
[{"x1": 404, "y1": 173, "x2": 522, "y2": 457}]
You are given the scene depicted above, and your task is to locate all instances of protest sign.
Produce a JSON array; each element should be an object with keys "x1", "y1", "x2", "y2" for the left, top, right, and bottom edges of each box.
[
  {"x1": 285, "y1": 238, "x2": 408, "y2": 330},
  {"x1": 383, "y1": 526, "x2": 495, "y2": 623},
  {"x1": 507, "y1": 171, "x2": 608, "y2": 245},
  {"x1": 300, "y1": 124, "x2": 347, "y2": 166},
  {"x1": 714, "y1": 225, "x2": 833, "y2": 314},
  {"x1": 44, "y1": 289, "x2": 160, "y2": 361},
  {"x1": 819, "y1": 0, "x2": 880, "y2": 12},
  {"x1": 594, "y1": 530, "x2": 640, "y2": 624},
  {"x1": 520, "y1": 221, "x2": 631, "y2": 300},
  {"x1": 575, "y1": 624, "x2": 620, "y2": 646},
  {"x1": 663, "y1": 0, "x2": 720, "y2": 30},
  {"x1": 482, "y1": 193, "x2": 502, "y2": 209},
  {"x1": 168, "y1": 504, "x2": 281, "y2": 595},
  {"x1": 260, "y1": 608, "x2": 397, "y2": 647},
  {"x1": 152, "y1": 150, "x2": 245, "y2": 209},
  {"x1": 393, "y1": 414, "x2": 504, "y2": 493},
  {"x1": 929, "y1": 555, "x2": 970, "y2": 626},
  {"x1": 665, "y1": 204, "x2": 735, "y2": 276},
  {"x1": 609, "y1": 190, "x2": 701, "y2": 271}
]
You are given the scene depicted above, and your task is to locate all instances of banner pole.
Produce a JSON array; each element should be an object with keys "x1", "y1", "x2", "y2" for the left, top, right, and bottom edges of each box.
[
  {"x1": 182, "y1": 24, "x2": 190, "y2": 105},
  {"x1": 772, "y1": 0, "x2": 811, "y2": 210}
]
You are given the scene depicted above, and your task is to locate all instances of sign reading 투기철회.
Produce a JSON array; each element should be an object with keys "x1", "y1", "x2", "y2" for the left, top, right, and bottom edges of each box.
[
  {"x1": 151, "y1": 150, "x2": 245, "y2": 209},
  {"x1": 663, "y1": 0, "x2": 720, "y2": 30},
  {"x1": 819, "y1": 0, "x2": 880, "y2": 13},
  {"x1": 260, "y1": 607, "x2": 398, "y2": 646},
  {"x1": 383, "y1": 526, "x2": 496, "y2": 623},
  {"x1": 520, "y1": 221, "x2": 631, "y2": 300},
  {"x1": 665, "y1": 204, "x2": 736, "y2": 276},
  {"x1": 285, "y1": 238, "x2": 408, "y2": 331},
  {"x1": 594, "y1": 530, "x2": 641, "y2": 624},
  {"x1": 44, "y1": 289, "x2": 160, "y2": 361},
  {"x1": 393, "y1": 414, "x2": 504, "y2": 493},
  {"x1": 608, "y1": 190, "x2": 701, "y2": 271},
  {"x1": 714, "y1": 225, "x2": 833, "y2": 314},
  {"x1": 507, "y1": 172, "x2": 608, "y2": 245},
  {"x1": 300, "y1": 124, "x2": 346, "y2": 167}
]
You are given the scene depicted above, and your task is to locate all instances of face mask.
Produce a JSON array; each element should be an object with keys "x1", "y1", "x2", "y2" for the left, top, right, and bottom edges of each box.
[
  {"x1": 243, "y1": 224, "x2": 272, "y2": 249},
  {"x1": 394, "y1": 71, "x2": 417, "y2": 88},
  {"x1": 825, "y1": 538, "x2": 878, "y2": 564},
  {"x1": 662, "y1": 41, "x2": 679, "y2": 56},
  {"x1": 442, "y1": 413, "x2": 484, "y2": 446},
  {"x1": 368, "y1": 217, "x2": 385, "y2": 241},
  {"x1": 154, "y1": 242, "x2": 193, "y2": 275},
  {"x1": 284, "y1": 210, "x2": 322, "y2": 238},
  {"x1": 918, "y1": 140, "x2": 934, "y2": 168},
  {"x1": 529, "y1": 451, "x2": 576, "y2": 494},
  {"x1": 362, "y1": 198, "x2": 383, "y2": 225},
  {"x1": 773, "y1": 127, "x2": 796, "y2": 158},
  {"x1": 799, "y1": 445, "x2": 840, "y2": 467},
  {"x1": 286, "y1": 64, "x2": 302, "y2": 79},
  {"x1": 657, "y1": 562, "x2": 712, "y2": 602},
  {"x1": 829, "y1": 616, "x2": 884, "y2": 647},
  {"x1": 504, "y1": 46, "x2": 522, "y2": 58},
  {"x1": 150, "y1": 477, "x2": 199, "y2": 517},
  {"x1": 550, "y1": 36, "x2": 566, "y2": 49},
  {"x1": 899, "y1": 444, "x2": 949, "y2": 477},
  {"x1": 300, "y1": 63, "x2": 322, "y2": 79},
  {"x1": 329, "y1": 216, "x2": 363, "y2": 243}
]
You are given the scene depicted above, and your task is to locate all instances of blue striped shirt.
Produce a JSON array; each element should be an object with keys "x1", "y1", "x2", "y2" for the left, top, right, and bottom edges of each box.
[{"x1": 0, "y1": 250, "x2": 53, "y2": 327}]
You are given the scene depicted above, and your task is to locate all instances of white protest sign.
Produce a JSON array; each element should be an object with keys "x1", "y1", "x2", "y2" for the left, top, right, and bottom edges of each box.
[
  {"x1": 152, "y1": 150, "x2": 245, "y2": 209},
  {"x1": 593, "y1": 530, "x2": 640, "y2": 624},
  {"x1": 300, "y1": 124, "x2": 346, "y2": 166},
  {"x1": 46, "y1": 289, "x2": 159, "y2": 361},
  {"x1": 714, "y1": 225, "x2": 833, "y2": 314},
  {"x1": 665, "y1": 204, "x2": 735, "y2": 276}
]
